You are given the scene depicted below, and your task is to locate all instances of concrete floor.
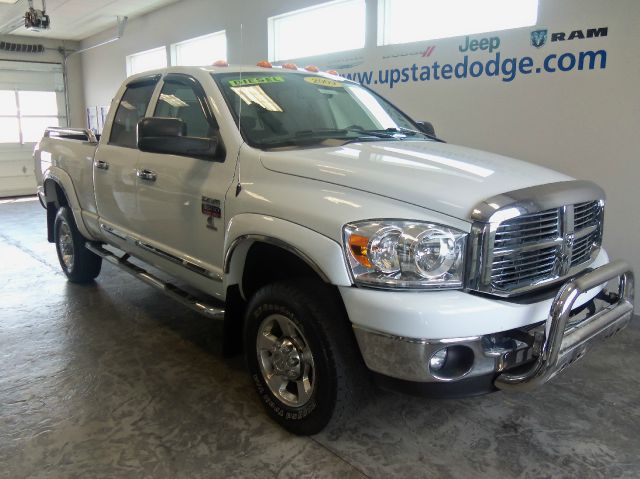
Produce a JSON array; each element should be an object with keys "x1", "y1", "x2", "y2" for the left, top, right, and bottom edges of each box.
[{"x1": 1, "y1": 197, "x2": 639, "y2": 479}]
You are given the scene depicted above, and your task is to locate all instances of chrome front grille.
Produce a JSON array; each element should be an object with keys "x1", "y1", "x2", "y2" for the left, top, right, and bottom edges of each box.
[
  {"x1": 573, "y1": 200, "x2": 600, "y2": 230},
  {"x1": 571, "y1": 228, "x2": 599, "y2": 267},
  {"x1": 491, "y1": 245, "x2": 558, "y2": 290},
  {"x1": 469, "y1": 187, "x2": 605, "y2": 297},
  {"x1": 493, "y1": 210, "x2": 560, "y2": 249}
]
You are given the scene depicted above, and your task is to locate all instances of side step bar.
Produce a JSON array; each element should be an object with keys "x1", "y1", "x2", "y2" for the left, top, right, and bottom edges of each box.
[{"x1": 86, "y1": 243, "x2": 225, "y2": 320}]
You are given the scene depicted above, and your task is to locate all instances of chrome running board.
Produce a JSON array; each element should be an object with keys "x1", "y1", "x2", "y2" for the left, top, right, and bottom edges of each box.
[{"x1": 86, "y1": 243, "x2": 225, "y2": 320}]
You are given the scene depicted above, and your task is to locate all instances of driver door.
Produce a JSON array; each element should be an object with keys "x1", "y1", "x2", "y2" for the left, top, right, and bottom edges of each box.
[{"x1": 135, "y1": 74, "x2": 234, "y2": 296}]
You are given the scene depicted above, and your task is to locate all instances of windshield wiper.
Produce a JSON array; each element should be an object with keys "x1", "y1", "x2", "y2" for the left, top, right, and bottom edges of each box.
[
  {"x1": 371, "y1": 127, "x2": 445, "y2": 142},
  {"x1": 255, "y1": 128, "x2": 400, "y2": 149},
  {"x1": 294, "y1": 128, "x2": 395, "y2": 139}
]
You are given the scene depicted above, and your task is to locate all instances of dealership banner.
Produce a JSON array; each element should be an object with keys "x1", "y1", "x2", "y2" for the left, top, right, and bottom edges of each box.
[{"x1": 327, "y1": 26, "x2": 609, "y2": 88}]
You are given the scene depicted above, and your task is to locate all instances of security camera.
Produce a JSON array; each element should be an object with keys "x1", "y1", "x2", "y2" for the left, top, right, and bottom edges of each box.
[{"x1": 24, "y1": 1, "x2": 50, "y2": 32}]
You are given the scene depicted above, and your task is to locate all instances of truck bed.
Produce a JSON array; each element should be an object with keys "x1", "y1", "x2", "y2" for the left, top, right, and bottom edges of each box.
[{"x1": 35, "y1": 127, "x2": 100, "y2": 215}]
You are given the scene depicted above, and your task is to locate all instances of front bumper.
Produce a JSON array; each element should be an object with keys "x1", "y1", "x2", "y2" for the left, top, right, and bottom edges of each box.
[{"x1": 348, "y1": 260, "x2": 634, "y2": 393}]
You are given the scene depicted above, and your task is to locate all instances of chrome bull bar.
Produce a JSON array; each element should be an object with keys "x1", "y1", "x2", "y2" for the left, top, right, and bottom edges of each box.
[{"x1": 495, "y1": 260, "x2": 635, "y2": 390}]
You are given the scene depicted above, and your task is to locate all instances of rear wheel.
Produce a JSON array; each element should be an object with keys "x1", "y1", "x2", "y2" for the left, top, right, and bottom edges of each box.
[
  {"x1": 244, "y1": 279, "x2": 368, "y2": 435},
  {"x1": 54, "y1": 207, "x2": 102, "y2": 282}
]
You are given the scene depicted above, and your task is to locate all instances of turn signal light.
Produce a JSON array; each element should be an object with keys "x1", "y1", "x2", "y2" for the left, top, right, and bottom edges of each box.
[
  {"x1": 348, "y1": 234, "x2": 371, "y2": 268},
  {"x1": 212, "y1": 60, "x2": 228, "y2": 67},
  {"x1": 326, "y1": 70, "x2": 339, "y2": 75},
  {"x1": 305, "y1": 65, "x2": 319, "y2": 72},
  {"x1": 257, "y1": 60, "x2": 272, "y2": 68},
  {"x1": 282, "y1": 63, "x2": 298, "y2": 70}
]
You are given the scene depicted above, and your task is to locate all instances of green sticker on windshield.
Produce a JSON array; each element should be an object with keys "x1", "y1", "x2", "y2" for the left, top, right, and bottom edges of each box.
[{"x1": 228, "y1": 76, "x2": 284, "y2": 87}]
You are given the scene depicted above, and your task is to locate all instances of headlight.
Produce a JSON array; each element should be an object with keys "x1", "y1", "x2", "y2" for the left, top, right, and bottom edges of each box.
[{"x1": 343, "y1": 220, "x2": 466, "y2": 289}]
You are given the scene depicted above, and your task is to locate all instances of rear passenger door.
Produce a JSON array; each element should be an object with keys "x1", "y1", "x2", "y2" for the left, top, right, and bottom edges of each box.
[
  {"x1": 94, "y1": 75, "x2": 159, "y2": 238},
  {"x1": 135, "y1": 74, "x2": 234, "y2": 292}
]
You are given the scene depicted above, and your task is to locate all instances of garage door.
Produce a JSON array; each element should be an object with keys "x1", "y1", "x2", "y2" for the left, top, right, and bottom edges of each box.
[{"x1": 0, "y1": 60, "x2": 66, "y2": 198}]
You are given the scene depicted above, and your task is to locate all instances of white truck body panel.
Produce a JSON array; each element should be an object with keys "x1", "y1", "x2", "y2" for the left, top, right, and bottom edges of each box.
[{"x1": 261, "y1": 140, "x2": 573, "y2": 220}]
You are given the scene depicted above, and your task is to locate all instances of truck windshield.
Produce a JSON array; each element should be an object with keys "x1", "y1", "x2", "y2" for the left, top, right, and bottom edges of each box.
[{"x1": 212, "y1": 71, "x2": 432, "y2": 148}]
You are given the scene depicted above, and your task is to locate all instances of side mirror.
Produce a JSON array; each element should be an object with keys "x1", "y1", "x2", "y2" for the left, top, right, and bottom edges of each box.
[
  {"x1": 415, "y1": 121, "x2": 436, "y2": 137},
  {"x1": 137, "y1": 117, "x2": 219, "y2": 160}
]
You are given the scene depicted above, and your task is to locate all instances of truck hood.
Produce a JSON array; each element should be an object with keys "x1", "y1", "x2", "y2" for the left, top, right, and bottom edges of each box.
[{"x1": 260, "y1": 140, "x2": 573, "y2": 221}]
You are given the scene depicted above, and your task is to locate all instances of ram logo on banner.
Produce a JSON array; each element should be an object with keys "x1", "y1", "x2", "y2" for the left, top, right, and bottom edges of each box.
[{"x1": 531, "y1": 29, "x2": 548, "y2": 48}]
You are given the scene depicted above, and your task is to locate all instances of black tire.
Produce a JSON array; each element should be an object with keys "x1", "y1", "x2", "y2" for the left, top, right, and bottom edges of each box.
[
  {"x1": 54, "y1": 207, "x2": 102, "y2": 282},
  {"x1": 244, "y1": 279, "x2": 369, "y2": 435}
]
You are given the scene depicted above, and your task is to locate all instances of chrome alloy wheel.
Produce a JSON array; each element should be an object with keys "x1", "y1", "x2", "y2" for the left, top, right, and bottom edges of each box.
[
  {"x1": 256, "y1": 313, "x2": 315, "y2": 408},
  {"x1": 57, "y1": 220, "x2": 74, "y2": 271}
]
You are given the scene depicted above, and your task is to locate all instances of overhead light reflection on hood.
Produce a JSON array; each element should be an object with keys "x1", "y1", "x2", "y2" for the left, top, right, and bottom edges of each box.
[{"x1": 380, "y1": 146, "x2": 494, "y2": 178}]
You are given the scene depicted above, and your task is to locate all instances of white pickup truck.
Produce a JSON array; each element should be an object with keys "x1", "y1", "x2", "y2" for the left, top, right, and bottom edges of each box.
[{"x1": 35, "y1": 65, "x2": 634, "y2": 435}]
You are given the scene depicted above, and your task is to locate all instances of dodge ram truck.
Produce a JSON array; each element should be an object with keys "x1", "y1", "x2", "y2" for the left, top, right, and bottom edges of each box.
[{"x1": 34, "y1": 64, "x2": 635, "y2": 435}]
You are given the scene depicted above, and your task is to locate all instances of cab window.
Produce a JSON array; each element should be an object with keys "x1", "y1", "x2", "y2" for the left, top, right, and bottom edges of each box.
[
  {"x1": 154, "y1": 80, "x2": 213, "y2": 138},
  {"x1": 109, "y1": 80, "x2": 157, "y2": 148}
]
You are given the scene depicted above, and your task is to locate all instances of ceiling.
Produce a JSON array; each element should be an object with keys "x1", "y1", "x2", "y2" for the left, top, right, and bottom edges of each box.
[{"x1": 0, "y1": 0, "x2": 179, "y2": 40}]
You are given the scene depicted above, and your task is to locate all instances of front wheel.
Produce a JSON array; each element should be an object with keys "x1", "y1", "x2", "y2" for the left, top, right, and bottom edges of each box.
[
  {"x1": 54, "y1": 207, "x2": 102, "y2": 282},
  {"x1": 244, "y1": 280, "x2": 368, "y2": 435}
]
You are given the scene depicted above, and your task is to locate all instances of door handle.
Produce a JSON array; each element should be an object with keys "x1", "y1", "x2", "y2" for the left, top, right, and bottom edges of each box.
[
  {"x1": 136, "y1": 168, "x2": 157, "y2": 182},
  {"x1": 95, "y1": 160, "x2": 109, "y2": 170}
]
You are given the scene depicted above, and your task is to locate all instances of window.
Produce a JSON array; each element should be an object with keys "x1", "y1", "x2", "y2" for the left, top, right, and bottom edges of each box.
[
  {"x1": 172, "y1": 31, "x2": 227, "y2": 66},
  {"x1": 110, "y1": 80, "x2": 158, "y2": 148},
  {"x1": 213, "y1": 71, "x2": 421, "y2": 149},
  {"x1": 154, "y1": 79, "x2": 213, "y2": 137},
  {"x1": 378, "y1": 0, "x2": 539, "y2": 46},
  {"x1": 0, "y1": 90, "x2": 60, "y2": 144},
  {"x1": 126, "y1": 47, "x2": 167, "y2": 76},
  {"x1": 268, "y1": 0, "x2": 366, "y2": 61}
]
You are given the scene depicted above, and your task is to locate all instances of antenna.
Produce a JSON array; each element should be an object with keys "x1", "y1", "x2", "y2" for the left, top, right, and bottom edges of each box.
[
  {"x1": 235, "y1": 23, "x2": 244, "y2": 197},
  {"x1": 238, "y1": 23, "x2": 243, "y2": 133}
]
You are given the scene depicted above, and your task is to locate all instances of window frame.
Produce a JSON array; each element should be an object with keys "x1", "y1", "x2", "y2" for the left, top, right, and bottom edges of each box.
[
  {"x1": 152, "y1": 74, "x2": 219, "y2": 136},
  {"x1": 211, "y1": 71, "x2": 426, "y2": 151},
  {"x1": 147, "y1": 73, "x2": 225, "y2": 162},
  {"x1": 377, "y1": 0, "x2": 539, "y2": 46},
  {"x1": 108, "y1": 75, "x2": 161, "y2": 149},
  {"x1": 267, "y1": 0, "x2": 366, "y2": 62},
  {"x1": 0, "y1": 90, "x2": 63, "y2": 145},
  {"x1": 126, "y1": 46, "x2": 168, "y2": 77},
  {"x1": 170, "y1": 30, "x2": 227, "y2": 67}
]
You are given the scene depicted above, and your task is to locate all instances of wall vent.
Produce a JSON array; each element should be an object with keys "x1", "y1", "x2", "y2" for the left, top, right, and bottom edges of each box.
[{"x1": 0, "y1": 41, "x2": 45, "y2": 53}]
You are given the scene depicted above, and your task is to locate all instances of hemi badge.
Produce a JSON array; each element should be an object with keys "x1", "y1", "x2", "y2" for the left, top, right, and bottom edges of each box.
[{"x1": 201, "y1": 197, "x2": 221, "y2": 218}]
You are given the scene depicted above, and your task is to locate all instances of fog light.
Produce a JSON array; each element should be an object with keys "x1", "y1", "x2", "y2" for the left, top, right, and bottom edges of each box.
[{"x1": 429, "y1": 348, "x2": 448, "y2": 371}]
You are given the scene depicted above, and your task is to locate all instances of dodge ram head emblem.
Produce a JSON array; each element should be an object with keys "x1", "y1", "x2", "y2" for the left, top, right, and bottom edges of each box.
[
  {"x1": 557, "y1": 232, "x2": 575, "y2": 274},
  {"x1": 531, "y1": 29, "x2": 548, "y2": 48}
]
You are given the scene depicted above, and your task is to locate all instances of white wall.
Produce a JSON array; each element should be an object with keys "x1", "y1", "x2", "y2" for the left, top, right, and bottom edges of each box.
[{"x1": 79, "y1": 0, "x2": 640, "y2": 297}]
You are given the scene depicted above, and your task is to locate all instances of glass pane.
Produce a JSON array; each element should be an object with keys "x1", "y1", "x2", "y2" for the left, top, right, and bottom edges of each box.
[
  {"x1": 127, "y1": 47, "x2": 167, "y2": 76},
  {"x1": 271, "y1": 0, "x2": 365, "y2": 61},
  {"x1": 18, "y1": 91, "x2": 58, "y2": 116},
  {"x1": 0, "y1": 117, "x2": 20, "y2": 143},
  {"x1": 110, "y1": 82, "x2": 158, "y2": 148},
  {"x1": 0, "y1": 91, "x2": 17, "y2": 115},
  {"x1": 154, "y1": 82, "x2": 212, "y2": 137},
  {"x1": 174, "y1": 31, "x2": 227, "y2": 66},
  {"x1": 21, "y1": 117, "x2": 59, "y2": 143},
  {"x1": 382, "y1": 0, "x2": 538, "y2": 45},
  {"x1": 214, "y1": 71, "x2": 419, "y2": 148}
]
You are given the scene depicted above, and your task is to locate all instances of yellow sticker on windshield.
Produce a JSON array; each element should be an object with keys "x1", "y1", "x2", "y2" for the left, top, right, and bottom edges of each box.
[
  {"x1": 228, "y1": 76, "x2": 284, "y2": 87},
  {"x1": 304, "y1": 77, "x2": 343, "y2": 88}
]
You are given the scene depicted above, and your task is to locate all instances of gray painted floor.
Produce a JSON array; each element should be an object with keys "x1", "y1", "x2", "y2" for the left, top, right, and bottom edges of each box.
[{"x1": 1, "y1": 197, "x2": 639, "y2": 479}]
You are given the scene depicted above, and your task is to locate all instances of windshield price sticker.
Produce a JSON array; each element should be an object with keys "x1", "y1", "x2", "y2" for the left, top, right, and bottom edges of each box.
[
  {"x1": 228, "y1": 76, "x2": 284, "y2": 87},
  {"x1": 304, "y1": 77, "x2": 343, "y2": 88}
]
